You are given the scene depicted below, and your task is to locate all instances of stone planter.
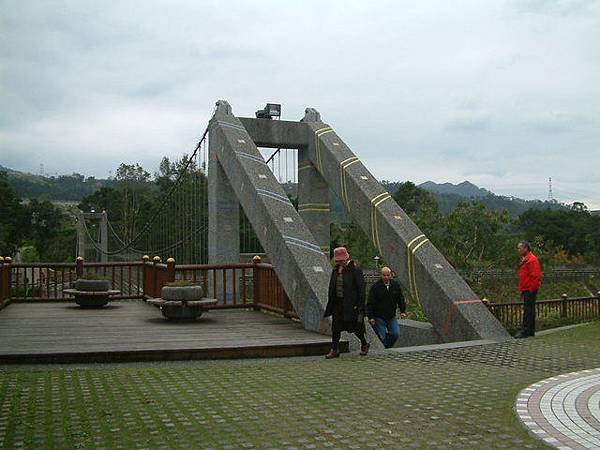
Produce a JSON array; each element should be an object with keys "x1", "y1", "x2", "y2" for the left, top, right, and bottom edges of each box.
[
  {"x1": 64, "y1": 279, "x2": 119, "y2": 308},
  {"x1": 74, "y1": 279, "x2": 111, "y2": 292},
  {"x1": 161, "y1": 286, "x2": 204, "y2": 302},
  {"x1": 146, "y1": 285, "x2": 217, "y2": 320}
]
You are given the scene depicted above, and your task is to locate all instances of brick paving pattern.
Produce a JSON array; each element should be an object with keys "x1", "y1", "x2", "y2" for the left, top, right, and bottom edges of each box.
[
  {"x1": 1, "y1": 325, "x2": 600, "y2": 449},
  {"x1": 516, "y1": 368, "x2": 600, "y2": 449}
]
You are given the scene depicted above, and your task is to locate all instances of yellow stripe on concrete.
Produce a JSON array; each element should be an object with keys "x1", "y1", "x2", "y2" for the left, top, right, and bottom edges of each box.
[
  {"x1": 339, "y1": 156, "x2": 359, "y2": 210},
  {"x1": 407, "y1": 235, "x2": 429, "y2": 306},
  {"x1": 314, "y1": 127, "x2": 333, "y2": 173},
  {"x1": 370, "y1": 193, "x2": 392, "y2": 252}
]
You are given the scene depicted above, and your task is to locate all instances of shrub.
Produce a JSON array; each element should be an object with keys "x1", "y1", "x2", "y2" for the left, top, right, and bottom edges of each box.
[{"x1": 80, "y1": 271, "x2": 112, "y2": 281}]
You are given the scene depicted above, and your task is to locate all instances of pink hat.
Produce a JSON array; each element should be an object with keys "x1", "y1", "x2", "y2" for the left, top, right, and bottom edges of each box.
[{"x1": 333, "y1": 247, "x2": 349, "y2": 263}]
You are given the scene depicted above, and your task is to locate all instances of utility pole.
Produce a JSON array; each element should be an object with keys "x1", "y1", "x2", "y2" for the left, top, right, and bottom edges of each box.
[{"x1": 548, "y1": 177, "x2": 554, "y2": 202}]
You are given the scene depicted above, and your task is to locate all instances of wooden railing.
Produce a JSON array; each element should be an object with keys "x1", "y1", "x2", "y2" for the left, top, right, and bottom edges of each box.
[
  {"x1": 143, "y1": 257, "x2": 296, "y2": 316},
  {"x1": 487, "y1": 294, "x2": 600, "y2": 331},
  {"x1": 0, "y1": 256, "x2": 295, "y2": 318},
  {"x1": 253, "y1": 264, "x2": 297, "y2": 318},
  {"x1": 465, "y1": 267, "x2": 600, "y2": 280},
  {"x1": 5, "y1": 256, "x2": 598, "y2": 330},
  {"x1": 0, "y1": 257, "x2": 10, "y2": 306},
  {"x1": 1, "y1": 258, "x2": 145, "y2": 302}
]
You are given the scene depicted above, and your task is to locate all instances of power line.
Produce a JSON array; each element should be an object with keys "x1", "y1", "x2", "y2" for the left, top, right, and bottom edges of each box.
[{"x1": 81, "y1": 121, "x2": 211, "y2": 256}]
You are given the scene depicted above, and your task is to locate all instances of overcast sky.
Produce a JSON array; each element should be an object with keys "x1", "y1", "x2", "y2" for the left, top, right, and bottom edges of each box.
[{"x1": 1, "y1": 0, "x2": 599, "y2": 208}]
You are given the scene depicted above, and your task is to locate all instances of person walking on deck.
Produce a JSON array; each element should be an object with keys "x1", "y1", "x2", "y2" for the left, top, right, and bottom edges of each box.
[{"x1": 324, "y1": 247, "x2": 369, "y2": 358}]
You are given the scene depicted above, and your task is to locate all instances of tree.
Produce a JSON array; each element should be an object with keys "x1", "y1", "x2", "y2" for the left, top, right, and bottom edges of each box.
[
  {"x1": 331, "y1": 221, "x2": 378, "y2": 269},
  {"x1": 393, "y1": 181, "x2": 438, "y2": 216},
  {"x1": 442, "y1": 201, "x2": 509, "y2": 271},
  {"x1": 114, "y1": 163, "x2": 153, "y2": 242},
  {"x1": 0, "y1": 172, "x2": 28, "y2": 256},
  {"x1": 518, "y1": 206, "x2": 600, "y2": 263},
  {"x1": 77, "y1": 187, "x2": 122, "y2": 219},
  {"x1": 25, "y1": 199, "x2": 75, "y2": 261},
  {"x1": 392, "y1": 181, "x2": 444, "y2": 248}
]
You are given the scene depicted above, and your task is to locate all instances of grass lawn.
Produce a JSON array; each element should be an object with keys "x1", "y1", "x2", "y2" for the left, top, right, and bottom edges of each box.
[{"x1": 1, "y1": 322, "x2": 599, "y2": 449}]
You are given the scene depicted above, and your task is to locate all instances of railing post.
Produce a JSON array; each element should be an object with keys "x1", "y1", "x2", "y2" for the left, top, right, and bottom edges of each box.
[
  {"x1": 166, "y1": 257, "x2": 176, "y2": 283},
  {"x1": 152, "y1": 256, "x2": 161, "y2": 298},
  {"x1": 597, "y1": 291, "x2": 600, "y2": 320},
  {"x1": 142, "y1": 255, "x2": 149, "y2": 298},
  {"x1": 561, "y1": 293, "x2": 568, "y2": 318},
  {"x1": 252, "y1": 255, "x2": 261, "y2": 309},
  {"x1": 0, "y1": 257, "x2": 5, "y2": 305},
  {"x1": 76, "y1": 256, "x2": 84, "y2": 277},
  {"x1": 5, "y1": 257, "x2": 12, "y2": 304}
]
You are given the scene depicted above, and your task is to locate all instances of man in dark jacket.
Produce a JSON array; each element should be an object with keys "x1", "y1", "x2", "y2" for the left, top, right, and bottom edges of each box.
[
  {"x1": 366, "y1": 267, "x2": 406, "y2": 348},
  {"x1": 515, "y1": 241, "x2": 542, "y2": 338},
  {"x1": 324, "y1": 247, "x2": 369, "y2": 359}
]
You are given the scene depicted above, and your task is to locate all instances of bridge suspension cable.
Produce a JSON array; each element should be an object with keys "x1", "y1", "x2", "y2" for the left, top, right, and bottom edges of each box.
[{"x1": 79, "y1": 113, "x2": 299, "y2": 263}]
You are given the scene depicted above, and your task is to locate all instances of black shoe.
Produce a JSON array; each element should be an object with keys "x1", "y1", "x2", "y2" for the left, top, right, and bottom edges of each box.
[{"x1": 514, "y1": 331, "x2": 528, "y2": 339}]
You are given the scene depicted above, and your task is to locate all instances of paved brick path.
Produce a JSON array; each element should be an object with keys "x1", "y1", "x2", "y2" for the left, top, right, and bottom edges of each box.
[
  {"x1": 1, "y1": 323, "x2": 600, "y2": 449},
  {"x1": 516, "y1": 368, "x2": 600, "y2": 449}
]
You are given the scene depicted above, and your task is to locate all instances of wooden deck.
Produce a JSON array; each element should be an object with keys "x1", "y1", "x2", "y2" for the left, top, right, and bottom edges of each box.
[{"x1": 0, "y1": 301, "x2": 344, "y2": 363}]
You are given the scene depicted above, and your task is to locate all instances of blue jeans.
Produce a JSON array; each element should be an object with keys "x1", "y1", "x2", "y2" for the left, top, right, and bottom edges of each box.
[{"x1": 372, "y1": 317, "x2": 400, "y2": 348}]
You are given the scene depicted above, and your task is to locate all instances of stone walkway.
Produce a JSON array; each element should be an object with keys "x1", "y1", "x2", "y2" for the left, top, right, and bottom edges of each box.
[
  {"x1": 516, "y1": 368, "x2": 600, "y2": 449},
  {"x1": 1, "y1": 322, "x2": 600, "y2": 449}
]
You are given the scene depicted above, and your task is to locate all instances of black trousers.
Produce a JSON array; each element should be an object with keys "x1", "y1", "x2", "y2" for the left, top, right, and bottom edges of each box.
[
  {"x1": 330, "y1": 298, "x2": 367, "y2": 350},
  {"x1": 332, "y1": 322, "x2": 367, "y2": 350},
  {"x1": 522, "y1": 290, "x2": 537, "y2": 336}
]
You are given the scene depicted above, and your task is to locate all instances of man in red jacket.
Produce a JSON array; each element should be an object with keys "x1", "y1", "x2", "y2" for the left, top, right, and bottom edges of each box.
[{"x1": 516, "y1": 241, "x2": 542, "y2": 338}]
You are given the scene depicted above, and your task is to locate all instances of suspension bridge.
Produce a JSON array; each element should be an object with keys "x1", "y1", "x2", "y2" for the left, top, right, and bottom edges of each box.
[{"x1": 0, "y1": 100, "x2": 510, "y2": 363}]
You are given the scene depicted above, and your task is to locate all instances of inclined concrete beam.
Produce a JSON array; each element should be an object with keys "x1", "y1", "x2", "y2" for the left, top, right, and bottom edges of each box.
[
  {"x1": 210, "y1": 101, "x2": 332, "y2": 333},
  {"x1": 303, "y1": 115, "x2": 510, "y2": 343}
]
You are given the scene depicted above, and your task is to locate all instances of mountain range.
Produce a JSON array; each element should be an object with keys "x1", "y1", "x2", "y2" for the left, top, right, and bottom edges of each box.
[
  {"x1": 419, "y1": 180, "x2": 492, "y2": 198},
  {"x1": 0, "y1": 164, "x2": 574, "y2": 217}
]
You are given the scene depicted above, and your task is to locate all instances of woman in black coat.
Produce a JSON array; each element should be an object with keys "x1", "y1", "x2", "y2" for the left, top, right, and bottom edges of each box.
[{"x1": 323, "y1": 247, "x2": 369, "y2": 358}]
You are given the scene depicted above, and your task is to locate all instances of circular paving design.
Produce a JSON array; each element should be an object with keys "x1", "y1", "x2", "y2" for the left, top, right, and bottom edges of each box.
[{"x1": 516, "y1": 368, "x2": 600, "y2": 449}]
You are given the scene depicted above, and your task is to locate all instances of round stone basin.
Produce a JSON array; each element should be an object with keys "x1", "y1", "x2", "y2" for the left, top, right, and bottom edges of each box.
[
  {"x1": 64, "y1": 279, "x2": 119, "y2": 308},
  {"x1": 146, "y1": 285, "x2": 217, "y2": 321},
  {"x1": 160, "y1": 302, "x2": 208, "y2": 320}
]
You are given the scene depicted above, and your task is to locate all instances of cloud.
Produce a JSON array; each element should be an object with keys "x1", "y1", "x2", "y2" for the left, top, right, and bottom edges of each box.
[
  {"x1": 444, "y1": 113, "x2": 491, "y2": 132},
  {"x1": 0, "y1": 0, "x2": 599, "y2": 208}
]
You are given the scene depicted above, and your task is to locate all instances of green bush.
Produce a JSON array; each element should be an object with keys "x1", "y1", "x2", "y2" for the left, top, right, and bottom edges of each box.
[
  {"x1": 20, "y1": 246, "x2": 41, "y2": 263},
  {"x1": 80, "y1": 271, "x2": 112, "y2": 281},
  {"x1": 537, "y1": 311, "x2": 582, "y2": 331},
  {"x1": 405, "y1": 301, "x2": 427, "y2": 322}
]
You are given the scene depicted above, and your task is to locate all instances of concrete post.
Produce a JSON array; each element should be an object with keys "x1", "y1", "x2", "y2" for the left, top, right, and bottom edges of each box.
[
  {"x1": 299, "y1": 106, "x2": 330, "y2": 257},
  {"x1": 76, "y1": 211, "x2": 86, "y2": 260},
  {"x1": 100, "y1": 210, "x2": 108, "y2": 263},
  {"x1": 208, "y1": 101, "x2": 240, "y2": 303},
  {"x1": 297, "y1": 147, "x2": 330, "y2": 257}
]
